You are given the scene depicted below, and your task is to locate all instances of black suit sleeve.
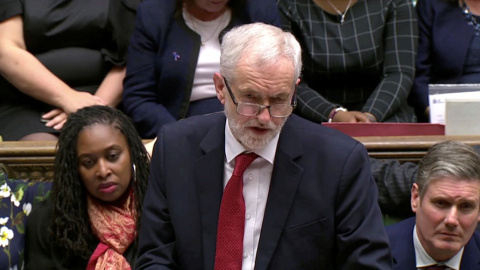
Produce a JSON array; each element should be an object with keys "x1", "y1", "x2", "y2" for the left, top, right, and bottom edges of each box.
[
  {"x1": 135, "y1": 129, "x2": 177, "y2": 269},
  {"x1": 370, "y1": 158, "x2": 417, "y2": 219},
  {"x1": 335, "y1": 143, "x2": 393, "y2": 269}
]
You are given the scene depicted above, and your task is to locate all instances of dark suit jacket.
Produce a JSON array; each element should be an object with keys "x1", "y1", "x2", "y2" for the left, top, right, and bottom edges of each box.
[
  {"x1": 136, "y1": 112, "x2": 392, "y2": 269},
  {"x1": 409, "y1": 0, "x2": 475, "y2": 121},
  {"x1": 386, "y1": 217, "x2": 480, "y2": 269}
]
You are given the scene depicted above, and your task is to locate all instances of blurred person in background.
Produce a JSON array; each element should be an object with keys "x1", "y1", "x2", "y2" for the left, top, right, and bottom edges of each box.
[
  {"x1": 278, "y1": 0, "x2": 418, "y2": 123},
  {"x1": 0, "y1": 0, "x2": 139, "y2": 141},
  {"x1": 123, "y1": 0, "x2": 281, "y2": 138},
  {"x1": 410, "y1": 0, "x2": 480, "y2": 122}
]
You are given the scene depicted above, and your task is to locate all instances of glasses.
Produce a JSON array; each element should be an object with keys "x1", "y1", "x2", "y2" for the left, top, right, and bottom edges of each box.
[{"x1": 223, "y1": 77, "x2": 297, "y2": 118}]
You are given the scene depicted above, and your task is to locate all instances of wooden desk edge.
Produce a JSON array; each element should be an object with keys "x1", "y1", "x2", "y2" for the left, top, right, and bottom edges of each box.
[
  {"x1": 1, "y1": 136, "x2": 480, "y2": 155},
  {"x1": 356, "y1": 135, "x2": 480, "y2": 150},
  {"x1": 1, "y1": 136, "x2": 480, "y2": 181}
]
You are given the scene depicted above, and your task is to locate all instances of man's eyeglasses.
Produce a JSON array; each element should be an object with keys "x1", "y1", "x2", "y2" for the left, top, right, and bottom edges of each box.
[{"x1": 223, "y1": 77, "x2": 297, "y2": 118}]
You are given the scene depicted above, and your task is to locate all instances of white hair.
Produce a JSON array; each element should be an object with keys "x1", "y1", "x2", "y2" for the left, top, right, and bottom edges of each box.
[{"x1": 220, "y1": 22, "x2": 302, "y2": 85}]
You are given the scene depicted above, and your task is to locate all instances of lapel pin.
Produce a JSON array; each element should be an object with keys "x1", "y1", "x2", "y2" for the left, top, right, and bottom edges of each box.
[{"x1": 173, "y1": 52, "x2": 181, "y2": 61}]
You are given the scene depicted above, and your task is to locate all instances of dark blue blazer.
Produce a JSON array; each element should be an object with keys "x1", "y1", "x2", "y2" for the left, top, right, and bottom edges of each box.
[
  {"x1": 136, "y1": 112, "x2": 392, "y2": 269},
  {"x1": 409, "y1": 0, "x2": 476, "y2": 121},
  {"x1": 386, "y1": 217, "x2": 480, "y2": 269},
  {"x1": 123, "y1": 0, "x2": 281, "y2": 138}
]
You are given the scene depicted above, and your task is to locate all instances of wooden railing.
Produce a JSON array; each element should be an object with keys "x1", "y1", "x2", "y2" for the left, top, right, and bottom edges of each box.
[
  {"x1": 0, "y1": 141, "x2": 56, "y2": 181},
  {"x1": 358, "y1": 135, "x2": 480, "y2": 161},
  {"x1": 1, "y1": 136, "x2": 480, "y2": 181}
]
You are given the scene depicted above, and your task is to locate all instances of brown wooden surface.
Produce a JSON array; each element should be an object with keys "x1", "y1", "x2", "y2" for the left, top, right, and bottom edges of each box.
[
  {"x1": 1, "y1": 136, "x2": 480, "y2": 181},
  {"x1": 0, "y1": 141, "x2": 56, "y2": 181},
  {"x1": 358, "y1": 135, "x2": 480, "y2": 160}
]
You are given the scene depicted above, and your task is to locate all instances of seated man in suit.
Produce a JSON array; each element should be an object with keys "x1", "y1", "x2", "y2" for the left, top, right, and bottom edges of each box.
[
  {"x1": 386, "y1": 140, "x2": 480, "y2": 269},
  {"x1": 372, "y1": 145, "x2": 480, "y2": 222},
  {"x1": 136, "y1": 22, "x2": 392, "y2": 269}
]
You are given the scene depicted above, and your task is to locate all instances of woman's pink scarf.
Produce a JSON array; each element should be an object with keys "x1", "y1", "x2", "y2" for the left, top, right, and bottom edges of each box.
[{"x1": 86, "y1": 191, "x2": 136, "y2": 270}]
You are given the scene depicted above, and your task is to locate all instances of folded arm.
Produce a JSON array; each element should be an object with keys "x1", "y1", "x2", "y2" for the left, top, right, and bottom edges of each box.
[
  {"x1": 362, "y1": 0, "x2": 418, "y2": 121},
  {"x1": 0, "y1": 15, "x2": 106, "y2": 114},
  {"x1": 370, "y1": 157, "x2": 416, "y2": 219}
]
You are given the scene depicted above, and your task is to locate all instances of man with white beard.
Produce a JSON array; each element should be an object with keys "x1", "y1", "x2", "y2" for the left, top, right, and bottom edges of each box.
[{"x1": 136, "y1": 22, "x2": 392, "y2": 270}]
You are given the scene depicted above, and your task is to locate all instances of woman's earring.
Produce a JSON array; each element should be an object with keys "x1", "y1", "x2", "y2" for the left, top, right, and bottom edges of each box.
[{"x1": 132, "y1": 163, "x2": 137, "y2": 183}]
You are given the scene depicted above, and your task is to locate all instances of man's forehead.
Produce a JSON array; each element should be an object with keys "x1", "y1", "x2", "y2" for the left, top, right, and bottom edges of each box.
[
  {"x1": 425, "y1": 177, "x2": 480, "y2": 200},
  {"x1": 236, "y1": 55, "x2": 295, "y2": 76},
  {"x1": 233, "y1": 69, "x2": 295, "y2": 88}
]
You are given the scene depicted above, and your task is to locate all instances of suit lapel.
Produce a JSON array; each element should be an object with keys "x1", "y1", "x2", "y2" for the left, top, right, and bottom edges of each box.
[
  {"x1": 392, "y1": 219, "x2": 480, "y2": 269},
  {"x1": 194, "y1": 116, "x2": 226, "y2": 270},
  {"x1": 391, "y1": 219, "x2": 417, "y2": 269},
  {"x1": 254, "y1": 120, "x2": 303, "y2": 270},
  {"x1": 392, "y1": 237, "x2": 416, "y2": 269},
  {"x1": 459, "y1": 232, "x2": 480, "y2": 269}
]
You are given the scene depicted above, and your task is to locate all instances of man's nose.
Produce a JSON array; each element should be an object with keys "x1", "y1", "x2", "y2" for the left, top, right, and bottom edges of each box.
[
  {"x1": 256, "y1": 106, "x2": 271, "y2": 124},
  {"x1": 444, "y1": 207, "x2": 460, "y2": 228}
]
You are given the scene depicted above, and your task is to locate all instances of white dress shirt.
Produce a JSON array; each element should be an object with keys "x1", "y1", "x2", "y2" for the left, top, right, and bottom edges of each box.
[
  {"x1": 413, "y1": 225, "x2": 463, "y2": 270},
  {"x1": 183, "y1": 8, "x2": 231, "y2": 101},
  {"x1": 224, "y1": 119, "x2": 279, "y2": 270}
]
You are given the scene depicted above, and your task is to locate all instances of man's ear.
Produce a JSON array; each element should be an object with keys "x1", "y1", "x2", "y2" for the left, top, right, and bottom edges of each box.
[
  {"x1": 213, "y1": 72, "x2": 226, "y2": 105},
  {"x1": 411, "y1": 183, "x2": 420, "y2": 213}
]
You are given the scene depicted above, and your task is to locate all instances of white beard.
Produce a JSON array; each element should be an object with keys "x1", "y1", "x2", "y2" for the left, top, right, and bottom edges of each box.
[{"x1": 225, "y1": 100, "x2": 287, "y2": 150}]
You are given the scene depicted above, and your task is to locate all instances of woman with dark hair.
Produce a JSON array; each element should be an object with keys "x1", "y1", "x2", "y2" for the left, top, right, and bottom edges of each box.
[
  {"x1": 410, "y1": 0, "x2": 480, "y2": 122},
  {"x1": 24, "y1": 105, "x2": 150, "y2": 269},
  {"x1": 123, "y1": 0, "x2": 281, "y2": 138}
]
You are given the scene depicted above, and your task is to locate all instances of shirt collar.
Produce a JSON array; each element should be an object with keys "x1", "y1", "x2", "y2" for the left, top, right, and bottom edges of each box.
[
  {"x1": 225, "y1": 118, "x2": 279, "y2": 164},
  {"x1": 413, "y1": 225, "x2": 464, "y2": 270}
]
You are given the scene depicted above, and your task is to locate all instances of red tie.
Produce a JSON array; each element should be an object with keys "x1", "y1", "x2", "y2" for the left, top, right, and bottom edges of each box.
[{"x1": 214, "y1": 152, "x2": 258, "y2": 270}]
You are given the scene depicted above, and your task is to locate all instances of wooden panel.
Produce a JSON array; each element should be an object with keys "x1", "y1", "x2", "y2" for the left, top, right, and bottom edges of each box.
[
  {"x1": 358, "y1": 135, "x2": 480, "y2": 161},
  {"x1": 0, "y1": 141, "x2": 56, "y2": 181},
  {"x1": 1, "y1": 136, "x2": 480, "y2": 181}
]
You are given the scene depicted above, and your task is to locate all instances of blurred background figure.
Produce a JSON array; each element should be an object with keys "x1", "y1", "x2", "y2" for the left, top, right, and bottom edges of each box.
[
  {"x1": 123, "y1": 0, "x2": 281, "y2": 138},
  {"x1": 0, "y1": 0, "x2": 139, "y2": 141},
  {"x1": 278, "y1": 0, "x2": 418, "y2": 123},
  {"x1": 24, "y1": 106, "x2": 150, "y2": 269},
  {"x1": 410, "y1": 0, "x2": 480, "y2": 122}
]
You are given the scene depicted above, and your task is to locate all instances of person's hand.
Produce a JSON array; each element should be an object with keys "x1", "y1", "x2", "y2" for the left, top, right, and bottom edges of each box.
[
  {"x1": 61, "y1": 91, "x2": 106, "y2": 114},
  {"x1": 331, "y1": 110, "x2": 369, "y2": 122},
  {"x1": 42, "y1": 108, "x2": 68, "y2": 130},
  {"x1": 362, "y1": 112, "x2": 377, "y2": 123}
]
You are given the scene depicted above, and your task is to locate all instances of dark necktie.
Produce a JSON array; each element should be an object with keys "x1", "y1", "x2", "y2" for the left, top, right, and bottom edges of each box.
[
  {"x1": 214, "y1": 152, "x2": 258, "y2": 270},
  {"x1": 422, "y1": 264, "x2": 448, "y2": 270}
]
